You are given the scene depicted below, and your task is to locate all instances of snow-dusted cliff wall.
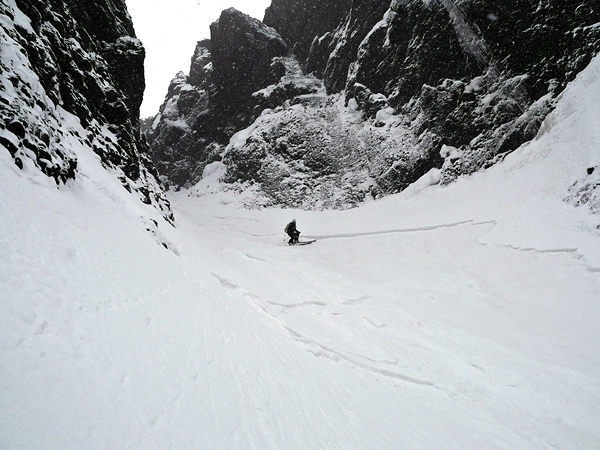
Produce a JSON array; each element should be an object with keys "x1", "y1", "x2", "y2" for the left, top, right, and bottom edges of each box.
[
  {"x1": 147, "y1": 8, "x2": 289, "y2": 187},
  {"x1": 325, "y1": 0, "x2": 600, "y2": 185},
  {"x1": 263, "y1": 0, "x2": 351, "y2": 63},
  {"x1": 0, "y1": 0, "x2": 172, "y2": 220},
  {"x1": 147, "y1": 1, "x2": 600, "y2": 210}
]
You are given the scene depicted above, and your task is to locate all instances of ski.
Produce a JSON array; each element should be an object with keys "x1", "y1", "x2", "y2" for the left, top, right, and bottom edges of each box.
[{"x1": 290, "y1": 239, "x2": 316, "y2": 246}]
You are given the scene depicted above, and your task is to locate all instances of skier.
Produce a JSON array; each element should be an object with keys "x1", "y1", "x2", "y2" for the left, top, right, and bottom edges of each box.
[{"x1": 285, "y1": 219, "x2": 300, "y2": 245}]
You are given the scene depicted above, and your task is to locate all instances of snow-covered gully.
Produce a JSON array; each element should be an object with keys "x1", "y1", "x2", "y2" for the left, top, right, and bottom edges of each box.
[{"x1": 2, "y1": 58, "x2": 600, "y2": 450}]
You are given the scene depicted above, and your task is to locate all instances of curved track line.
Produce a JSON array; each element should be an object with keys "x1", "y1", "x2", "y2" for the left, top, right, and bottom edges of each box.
[{"x1": 304, "y1": 219, "x2": 479, "y2": 240}]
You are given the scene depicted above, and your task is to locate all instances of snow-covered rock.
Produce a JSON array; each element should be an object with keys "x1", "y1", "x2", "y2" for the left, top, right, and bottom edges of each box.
[
  {"x1": 147, "y1": 9, "x2": 291, "y2": 188},
  {"x1": 0, "y1": 0, "x2": 172, "y2": 221},
  {"x1": 566, "y1": 166, "x2": 600, "y2": 214},
  {"x1": 220, "y1": 92, "x2": 435, "y2": 209},
  {"x1": 147, "y1": 1, "x2": 600, "y2": 209},
  {"x1": 263, "y1": 0, "x2": 351, "y2": 63}
]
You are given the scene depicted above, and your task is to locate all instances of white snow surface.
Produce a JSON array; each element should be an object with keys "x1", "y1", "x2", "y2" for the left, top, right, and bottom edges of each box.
[{"x1": 2, "y1": 56, "x2": 600, "y2": 449}]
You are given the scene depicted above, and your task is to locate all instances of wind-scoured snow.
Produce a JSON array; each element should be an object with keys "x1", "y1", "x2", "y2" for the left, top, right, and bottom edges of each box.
[{"x1": 2, "y1": 53, "x2": 600, "y2": 450}]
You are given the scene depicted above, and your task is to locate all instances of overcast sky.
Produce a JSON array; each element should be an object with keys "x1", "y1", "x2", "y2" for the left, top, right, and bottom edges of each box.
[{"x1": 126, "y1": 0, "x2": 273, "y2": 117}]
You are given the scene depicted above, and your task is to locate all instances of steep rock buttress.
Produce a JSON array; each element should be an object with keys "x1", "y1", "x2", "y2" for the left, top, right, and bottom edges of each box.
[{"x1": 0, "y1": 0, "x2": 172, "y2": 221}]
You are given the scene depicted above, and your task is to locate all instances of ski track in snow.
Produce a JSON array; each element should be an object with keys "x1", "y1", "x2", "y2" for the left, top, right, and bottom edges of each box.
[
  {"x1": 187, "y1": 202, "x2": 600, "y2": 450},
  {"x1": 268, "y1": 300, "x2": 327, "y2": 308},
  {"x1": 304, "y1": 219, "x2": 478, "y2": 239},
  {"x1": 210, "y1": 267, "x2": 436, "y2": 388},
  {"x1": 281, "y1": 325, "x2": 437, "y2": 387},
  {"x1": 207, "y1": 215, "x2": 599, "y2": 402}
]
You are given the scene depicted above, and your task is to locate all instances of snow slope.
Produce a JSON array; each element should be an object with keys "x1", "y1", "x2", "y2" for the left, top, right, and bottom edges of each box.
[{"x1": 1, "y1": 55, "x2": 600, "y2": 450}]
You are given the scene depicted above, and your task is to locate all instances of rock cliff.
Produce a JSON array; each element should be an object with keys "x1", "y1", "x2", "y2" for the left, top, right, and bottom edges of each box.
[
  {"x1": 148, "y1": 1, "x2": 600, "y2": 210},
  {"x1": 327, "y1": 0, "x2": 600, "y2": 185},
  {"x1": 211, "y1": 9, "x2": 287, "y2": 108},
  {"x1": 147, "y1": 8, "x2": 289, "y2": 187},
  {"x1": 263, "y1": 0, "x2": 351, "y2": 63},
  {"x1": 0, "y1": 0, "x2": 172, "y2": 220}
]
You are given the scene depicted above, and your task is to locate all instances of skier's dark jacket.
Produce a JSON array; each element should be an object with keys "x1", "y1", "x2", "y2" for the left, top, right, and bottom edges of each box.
[{"x1": 285, "y1": 221, "x2": 297, "y2": 237}]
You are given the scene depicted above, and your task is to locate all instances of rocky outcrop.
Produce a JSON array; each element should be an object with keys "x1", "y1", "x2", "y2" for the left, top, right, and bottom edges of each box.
[
  {"x1": 148, "y1": 1, "x2": 599, "y2": 210},
  {"x1": 263, "y1": 0, "x2": 351, "y2": 63},
  {"x1": 211, "y1": 8, "x2": 287, "y2": 107},
  {"x1": 0, "y1": 0, "x2": 172, "y2": 220},
  {"x1": 463, "y1": 0, "x2": 600, "y2": 100},
  {"x1": 315, "y1": 0, "x2": 600, "y2": 104},
  {"x1": 221, "y1": 90, "x2": 426, "y2": 209},
  {"x1": 345, "y1": 1, "x2": 479, "y2": 106},
  {"x1": 148, "y1": 8, "x2": 291, "y2": 187},
  {"x1": 566, "y1": 166, "x2": 600, "y2": 215},
  {"x1": 302, "y1": 0, "x2": 600, "y2": 189},
  {"x1": 146, "y1": 67, "x2": 217, "y2": 188},
  {"x1": 188, "y1": 39, "x2": 212, "y2": 87},
  {"x1": 308, "y1": 0, "x2": 389, "y2": 91}
]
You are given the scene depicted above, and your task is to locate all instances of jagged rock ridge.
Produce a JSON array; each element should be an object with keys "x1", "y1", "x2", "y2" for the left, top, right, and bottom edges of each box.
[
  {"x1": 211, "y1": 8, "x2": 287, "y2": 109},
  {"x1": 0, "y1": 0, "x2": 172, "y2": 221},
  {"x1": 147, "y1": 1, "x2": 600, "y2": 210},
  {"x1": 147, "y1": 8, "x2": 289, "y2": 187}
]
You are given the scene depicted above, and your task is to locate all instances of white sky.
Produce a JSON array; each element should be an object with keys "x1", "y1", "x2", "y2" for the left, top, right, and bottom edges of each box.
[{"x1": 126, "y1": 0, "x2": 273, "y2": 117}]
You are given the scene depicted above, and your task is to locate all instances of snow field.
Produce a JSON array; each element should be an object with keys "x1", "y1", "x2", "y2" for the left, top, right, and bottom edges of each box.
[{"x1": 172, "y1": 192, "x2": 599, "y2": 449}]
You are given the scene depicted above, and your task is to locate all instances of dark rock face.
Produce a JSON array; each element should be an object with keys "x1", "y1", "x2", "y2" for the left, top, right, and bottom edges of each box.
[
  {"x1": 314, "y1": 0, "x2": 389, "y2": 92},
  {"x1": 463, "y1": 0, "x2": 600, "y2": 99},
  {"x1": 188, "y1": 39, "x2": 212, "y2": 87},
  {"x1": 0, "y1": 0, "x2": 172, "y2": 220},
  {"x1": 252, "y1": 57, "x2": 323, "y2": 111},
  {"x1": 15, "y1": 0, "x2": 144, "y2": 142},
  {"x1": 263, "y1": 0, "x2": 351, "y2": 63},
  {"x1": 147, "y1": 1, "x2": 599, "y2": 209},
  {"x1": 319, "y1": 0, "x2": 600, "y2": 104},
  {"x1": 304, "y1": 0, "x2": 600, "y2": 188},
  {"x1": 210, "y1": 8, "x2": 287, "y2": 110},
  {"x1": 147, "y1": 68, "x2": 217, "y2": 187},
  {"x1": 148, "y1": 9, "x2": 291, "y2": 187},
  {"x1": 431, "y1": 0, "x2": 599, "y2": 182},
  {"x1": 305, "y1": 32, "x2": 334, "y2": 77},
  {"x1": 346, "y1": 1, "x2": 479, "y2": 106}
]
